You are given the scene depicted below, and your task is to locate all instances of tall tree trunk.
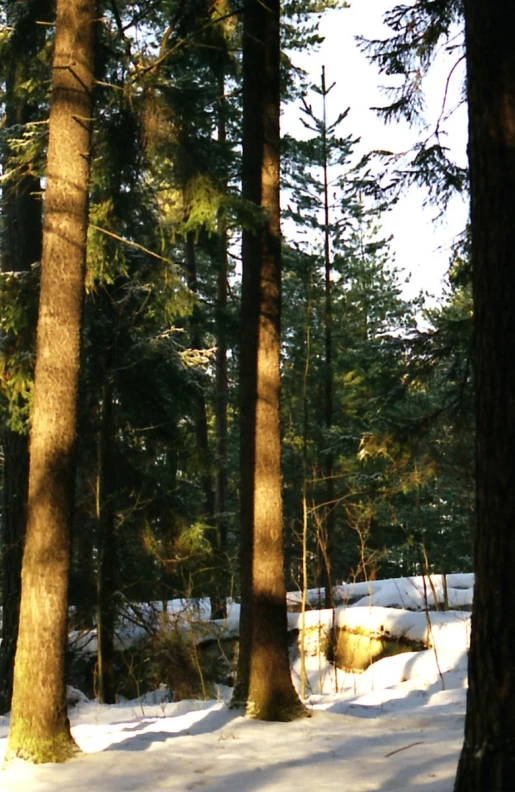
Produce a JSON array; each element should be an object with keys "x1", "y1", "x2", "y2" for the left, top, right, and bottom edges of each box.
[
  {"x1": 0, "y1": 432, "x2": 29, "y2": 714},
  {"x1": 96, "y1": 369, "x2": 116, "y2": 705},
  {"x1": 454, "y1": 1, "x2": 515, "y2": 789},
  {"x1": 233, "y1": 0, "x2": 306, "y2": 721},
  {"x1": 72, "y1": 506, "x2": 96, "y2": 629},
  {"x1": 7, "y1": 0, "x2": 96, "y2": 763},
  {"x1": 184, "y1": 232, "x2": 222, "y2": 614},
  {"x1": 212, "y1": 222, "x2": 229, "y2": 620},
  {"x1": 185, "y1": 232, "x2": 216, "y2": 522},
  {"x1": 320, "y1": 66, "x2": 335, "y2": 609},
  {"x1": 213, "y1": 69, "x2": 229, "y2": 620},
  {"x1": 0, "y1": 1, "x2": 45, "y2": 715}
]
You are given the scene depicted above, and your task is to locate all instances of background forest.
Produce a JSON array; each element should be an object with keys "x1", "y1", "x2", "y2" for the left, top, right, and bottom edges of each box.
[{"x1": 0, "y1": 0, "x2": 472, "y2": 713}]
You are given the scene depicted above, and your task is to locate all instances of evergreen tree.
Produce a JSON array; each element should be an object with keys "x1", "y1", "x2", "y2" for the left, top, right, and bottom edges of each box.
[
  {"x1": 358, "y1": 0, "x2": 467, "y2": 210},
  {"x1": 281, "y1": 224, "x2": 421, "y2": 587},
  {"x1": 0, "y1": 0, "x2": 49, "y2": 714},
  {"x1": 281, "y1": 73, "x2": 423, "y2": 588}
]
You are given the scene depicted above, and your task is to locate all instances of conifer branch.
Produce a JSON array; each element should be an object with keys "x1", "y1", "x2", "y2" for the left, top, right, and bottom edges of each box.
[{"x1": 89, "y1": 224, "x2": 186, "y2": 274}]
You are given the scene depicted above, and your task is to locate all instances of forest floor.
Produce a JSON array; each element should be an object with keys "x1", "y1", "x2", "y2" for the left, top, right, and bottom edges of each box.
[
  {"x1": 0, "y1": 675, "x2": 466, "y2": 791},
  {"x1": 0, "y1": 575, "x2": 471, "y2": 791}
]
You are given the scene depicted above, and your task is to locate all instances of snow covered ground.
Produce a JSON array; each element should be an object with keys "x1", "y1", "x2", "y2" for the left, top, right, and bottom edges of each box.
[{"x1": 0, "y1": 575, "x2": 472, "y2": 790}]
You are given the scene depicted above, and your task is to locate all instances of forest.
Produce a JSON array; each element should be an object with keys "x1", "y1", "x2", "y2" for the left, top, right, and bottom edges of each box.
[{"x1": 0, "y1": 0, "x2": 514, "y2": 789}]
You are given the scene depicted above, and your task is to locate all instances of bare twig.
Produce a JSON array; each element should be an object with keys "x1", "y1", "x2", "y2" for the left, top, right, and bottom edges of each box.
[{"x1": 385, "y1": 741, "x2": 424, "y2": 758}]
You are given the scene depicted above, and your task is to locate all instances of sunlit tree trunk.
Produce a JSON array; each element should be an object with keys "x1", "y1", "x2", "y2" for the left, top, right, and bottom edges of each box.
[
  {"x1": 454, "y1": 1, "x2": 515, "y2": 789},
  {"x1": 7, "y1": 0, "x2": 96, "y2": 762},
  {"x1": 233, "y1": 0, "x2": 306, "y2": 721}
]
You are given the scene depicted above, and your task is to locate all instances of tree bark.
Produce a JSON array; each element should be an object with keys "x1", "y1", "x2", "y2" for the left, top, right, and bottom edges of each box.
[
  {"x1": 321, "y1": 66, "x2": 335, "y2": 609},
  {"x1": 213, "y1": 70, "x2": 229, "y2": 621},
  {"x1": 454, "y1": 1, "x2": 515, "y2": 789},
  {"x1": 185, "y1": 232, "x2": 216, "y2": 524},
  {"x1": 0, "y1": 431, "x2": 29, "y2": 714},
  {"x1": 96, "y1": 369, "x2": 116, "y2": 705},
  {"x1": 184, "y1": 232, "x2": 224, "y2": 615},
  {"x1": 7, "y1": 0, "x2": 96, "y2": 763},
  {"x1": 233, "y1": 0, "x2": 306, "y2": 721}
]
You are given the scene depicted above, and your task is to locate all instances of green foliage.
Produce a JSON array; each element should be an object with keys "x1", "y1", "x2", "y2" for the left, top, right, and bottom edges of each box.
[
  {"x1": 281, "y1": 69, "x2": 472, "y2": 584},
  {"x1": 356, "y1": 0, "x2": 467, "y2": 209},
  {"x1": 0, "y1": 268, "x2": 39, "y2": 431},
  {"x1": 0, "y1": 0, "x2": 477, "y2": 708},
  {"x1": 0, "y1": 0, "x2": 52, "y2": 436},
  {"x1": 0, "y1": 0, "x2": 53, "y2": 180},
  {"x1": 0, "y1": 121, "x2": 48, "y2": 187},
  {"x1": 358, "y1": 0, "x2": 463, "y2": 122},
  {"x1": 281, "y1": 233, "x2": 421, "y2": 583}
]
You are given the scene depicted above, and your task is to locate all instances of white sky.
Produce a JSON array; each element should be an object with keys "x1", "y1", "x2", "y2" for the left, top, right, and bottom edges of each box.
[{"x1": 283, "y1": 0, "x2": 469, "y2": 303}]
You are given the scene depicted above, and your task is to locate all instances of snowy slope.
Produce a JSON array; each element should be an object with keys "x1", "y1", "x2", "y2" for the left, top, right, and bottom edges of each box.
[{"x1": 0, "y1": 574, "x2": 471, "y2": 791}]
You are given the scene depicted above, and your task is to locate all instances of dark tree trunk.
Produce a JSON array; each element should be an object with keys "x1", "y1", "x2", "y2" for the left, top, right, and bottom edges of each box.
[
  {"x1": 321, "y1": 66, "x2": 335, "y2": 609},
  {"x1": 212, "y1": 222, "x2": 229, "y2": 620},
  {"x1": 185, "y1": 232, "x2": 216, "y2": 523},
  {"x1": 213, "y1": 70, "x2": 229, "y2": 621},
  {"x1": 0, "y1": 1, "x2": 44, "y2": 715},
  {"x1": 0, "y1": 432, "x2": 29, "y2": 714},
  {"x1": 184, "y1": 232, "x2": 224, "y2": 615},
  {"x1": 96, "y1": 370, "x2": 116, "y2": 705},
  {"x1": 454, "y1": 1, "x2": 515, "y2": 789},
  {"x1": 72, "y1": 510, "x2": 96, "y2": 629},
  {"x1": 233, "y1": 0, "x2": 306, "y2": 721},
  {"x1": 7, "y1": 0, "x2": 96, "y2": 763}
]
